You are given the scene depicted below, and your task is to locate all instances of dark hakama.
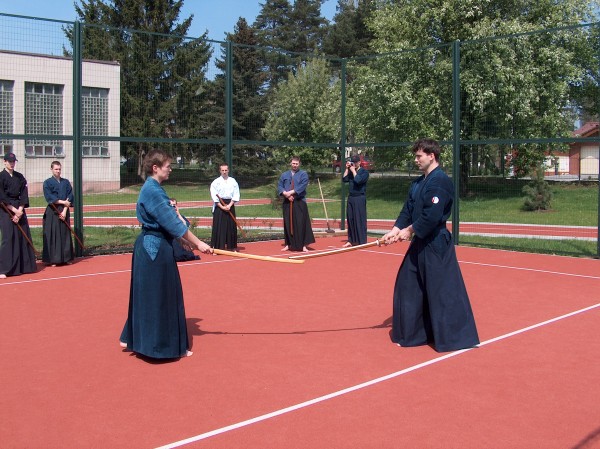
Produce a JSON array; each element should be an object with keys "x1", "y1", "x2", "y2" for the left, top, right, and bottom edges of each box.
[
  {"x1": 282, "y1": 199, "x2": 315, "y2": 251},
  {"x1": 278, "y1": 168, "x2": 315, "y2": 251},
  {"x1": 346, "y1": 195, "x2": 367, "y2": 245},
  {"x1": 0, "y1": 169, "x2": 37, "y2": 277},
  {"x1": 343, "y1": 167, "x2": 369, "y2": 245},
  {"x1": 42, "y1": 176, "x2": 74, "y2": 265},
  {"x1": 392, "y1": 230, "x2": 479, "y2": 352},
  {"x1": 120, "y1": 230, "x2": 189, "y2": 358},
  {"x1": 42, "y1": 205, "x2": 74, "y2": 264},
  {"x1": 210, "y1": 199, "x2": 238, "y2": 250},
  {"x1": 0, "y1": 208, "x2": 37, "y2": 276},
  {"x1": 391, "y1": 166, "x2": 479, "y2": 352}
]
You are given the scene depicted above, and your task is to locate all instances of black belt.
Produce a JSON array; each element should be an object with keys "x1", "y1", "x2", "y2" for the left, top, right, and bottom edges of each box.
[{"x1": 349, "y1": 193, "x2": 365, "y2": 197}]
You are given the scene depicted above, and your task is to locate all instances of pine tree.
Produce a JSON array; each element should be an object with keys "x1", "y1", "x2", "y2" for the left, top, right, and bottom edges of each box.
[
  {"x1": 65, "y1": 0, "x2": 213, "y2": 176},
  {"x1": 522, "y1": 166, "x2": 553, "y2": 211},
  {"x1": 288, "y1": 0, "x2": 327, "y2": 54},
  {"x1": 323, "y1": 0, "x2": 376, "y2": 58},
  {"x1": 205, "y1": 18, "x2": 274, "y2": 178}
]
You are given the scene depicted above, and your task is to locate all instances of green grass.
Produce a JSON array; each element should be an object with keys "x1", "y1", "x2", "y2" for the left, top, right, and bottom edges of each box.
[
  {"x1": 458, "y1": 235, "x2": 598, "y2": 258},
  {"x1": 27, "y1": 174, "x2": 598, "y2": 258}
]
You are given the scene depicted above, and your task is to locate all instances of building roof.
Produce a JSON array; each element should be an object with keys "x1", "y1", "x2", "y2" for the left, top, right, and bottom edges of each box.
[{"x1": 572, "y1": 121, "x2": 599, "y2": 138}]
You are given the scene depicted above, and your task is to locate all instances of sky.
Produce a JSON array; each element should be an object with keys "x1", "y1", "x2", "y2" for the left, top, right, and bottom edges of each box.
[{"x1": 0, "y1": 0, "x2": 339, "y2": 41}]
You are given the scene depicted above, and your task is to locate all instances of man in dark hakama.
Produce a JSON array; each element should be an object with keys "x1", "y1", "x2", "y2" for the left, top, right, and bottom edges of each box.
[
  {"x1": 0, "y1": 152, "x2": 37, "y2": 278},
  {"x1": 210, "y1": 163, "x2": 240, "y2": 251},
  {"x1": 383, "y1": 139, "x2": 479, "y2": 352},
  {"x1": 342, "y1": 154, "x2": 369, "y2": 247},
  {"x1": 42, "y1": 161, "x2": 75, "y2": 265},
  {"x1": 278, "y1": 156, "x2": 315, "y2": 252}
]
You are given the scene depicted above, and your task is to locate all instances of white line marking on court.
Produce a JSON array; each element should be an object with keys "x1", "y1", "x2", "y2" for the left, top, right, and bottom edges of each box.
[
  {"x1": 155, "y1": 302, "x2": 600, "y2": 449},
  {"x1": 0, "y1": 254, "x2": 285, "y2": 287},
  {"x1": 363, "y1": 248, "x2": 600, "y2": 281},
  {"x1": 459, "y1": 260, "x2": 600, "y2": 280}
]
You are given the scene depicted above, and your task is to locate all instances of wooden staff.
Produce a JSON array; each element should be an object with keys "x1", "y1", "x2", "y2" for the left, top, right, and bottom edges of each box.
[
  {"x1": 317, "y1": 178, "x2": 333, "y2": 233},
  {"x1": 289, "y1": 239, "x2": 382, "y2": 260},
  {"x1": 213, "y1": 248, "x2": 304, "y2": 264},
  {"x1": 216, "y1": 194, "x2": 247, "y2": 239},
  {"x1": 49, "y1": 202, "x2": 85, "y2": 251},
  {"x1": 0, "y1": 202, "x2": 40, "y2": 256},
  {"x1": 289, "y1": 178, "x2": 294, "y2": 236}
]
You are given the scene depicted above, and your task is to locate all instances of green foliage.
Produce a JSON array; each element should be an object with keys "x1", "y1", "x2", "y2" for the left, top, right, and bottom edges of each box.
[
  {"x1": 264, "y1": 58, "x2": 341, "y2": 168},
  {"x1": 67, "y1": 0, "x2": 214, "y2": 174},
  {"x1": 348, "y1": 0, "x2": 597, "y2": 180},
  {"x1": 323, "y1": 0, "x2": 377, "y2": 58},
  {"x1": 522, "y1": 168, "x2": 554, "y2": 211}
]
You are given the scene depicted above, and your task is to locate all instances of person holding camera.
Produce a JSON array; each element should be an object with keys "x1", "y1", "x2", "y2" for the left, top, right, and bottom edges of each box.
[{"x1": 342, "y1": 154, "x2": 369, "y2": 247}]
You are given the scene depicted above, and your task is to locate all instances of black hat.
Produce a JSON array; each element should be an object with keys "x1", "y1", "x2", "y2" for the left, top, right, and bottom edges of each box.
[
  {"x1": 350, "y1": 154, "x2": 361, "y2": 164},
  {"x1": 3, "y1": 153, "x2": 17, "y2": 162}
]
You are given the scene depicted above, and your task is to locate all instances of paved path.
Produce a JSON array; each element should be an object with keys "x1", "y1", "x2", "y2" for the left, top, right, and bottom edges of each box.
[{"x1": 25, "y1": 199, "x2": 597, "y2": 240}]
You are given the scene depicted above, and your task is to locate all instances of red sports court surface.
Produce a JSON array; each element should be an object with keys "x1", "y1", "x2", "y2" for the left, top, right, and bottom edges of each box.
[{"x1": 1, "y1": 236, "x2": 599, "y2": 449}]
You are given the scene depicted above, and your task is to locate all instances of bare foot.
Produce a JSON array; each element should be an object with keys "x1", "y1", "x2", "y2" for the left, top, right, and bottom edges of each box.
[
  {"x1": 186, "y1": 350, "x2": 193, "y2": 357},
  {"x1": 342, "y1": 242, "x2": 352, "y2": 248},
  {"x1": 119, "y1": 341, "x2": 127, "y2": 348},
  {"x1": 281, "y1": 245, "x2": 289, "y2": 252}
]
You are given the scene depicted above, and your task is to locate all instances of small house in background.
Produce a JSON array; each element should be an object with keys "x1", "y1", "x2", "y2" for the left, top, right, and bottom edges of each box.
[{"x1": 569, "y1": 121, "x2": 599, "y2": 178}]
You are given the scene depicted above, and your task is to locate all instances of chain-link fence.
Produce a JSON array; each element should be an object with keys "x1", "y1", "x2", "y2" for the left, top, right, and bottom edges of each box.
[{"x1": 1, "y1": 13, "x2": 598, "y2": 257}]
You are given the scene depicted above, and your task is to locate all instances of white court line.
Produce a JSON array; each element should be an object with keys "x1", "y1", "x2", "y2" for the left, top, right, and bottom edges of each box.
[
  {"x1": 0, "y1": 255, "x2": 251, "y2": 287},
  {"x1": 155, "y1": 302, "x2": 600, "y2": 449},
  {"x1": 362, "y1": 248, "x2": 600, "y2": 281}
]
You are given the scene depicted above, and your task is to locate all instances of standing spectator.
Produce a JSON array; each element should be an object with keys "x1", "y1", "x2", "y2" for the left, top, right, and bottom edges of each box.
[
  {"x1": 382, "y1": 138, "x2": 479, "y2": 352},
  {"x1": 0, "y1": 152, "x2": 37, "y2": 278},
  {"x1": 278, "y1": 156, "x2": 315, "y2": 252},
  {"x1": 42, "y1": 161, "x2": 75, "y2": 265},
  {"x1": 342, "y1": 154, "x2": 369, "y2": 247},
  {"x1": 209, "y1": 163, "x2": 240, "y2": 251},
  {"x1": 119, "y1": 149, "x2": 212, "y2": 359}
]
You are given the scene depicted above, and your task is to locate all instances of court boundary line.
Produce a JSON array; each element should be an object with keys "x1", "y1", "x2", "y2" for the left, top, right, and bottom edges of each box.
[
  {"x1": 363, "y1": 248, "x2": 600, "y2": 280},
  {"x1": 3, "y1": 247, "x2": 599, "y2": 287},
  {"x1": 155, "y1": 302, "x2": 600, "y2": 449}
]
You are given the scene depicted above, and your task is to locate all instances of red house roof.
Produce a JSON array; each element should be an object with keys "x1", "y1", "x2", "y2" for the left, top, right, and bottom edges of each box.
[{"x1": 572, "y1": 121, "x2": 599, "y2": 137}]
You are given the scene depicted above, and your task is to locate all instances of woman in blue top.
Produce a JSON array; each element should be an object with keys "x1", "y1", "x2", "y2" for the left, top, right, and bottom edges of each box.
[{"x1": 120, "y1": 149, "x2": 212, "y2": 359}]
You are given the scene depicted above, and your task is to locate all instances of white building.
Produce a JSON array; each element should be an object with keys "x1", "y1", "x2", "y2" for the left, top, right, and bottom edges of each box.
[{"x1": 0, "y1": 50, "x2": 120, "y2": 194}]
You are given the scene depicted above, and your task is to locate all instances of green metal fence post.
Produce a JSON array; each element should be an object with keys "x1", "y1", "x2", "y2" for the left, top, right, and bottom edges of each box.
[
  {"x1": 72, "y1": 21, "x2": 83, "y2": 257},
  {"x1": 597, "y1": 142, "x2": 599, "y2": 258},
  {"x1": 340, "y1": 58, "x2": 347, "y2": 230},
  {"x1": 452, "y1": 40, "x2": 461, "y2": 245},
  {"x1": 225, "y1": 41, "x2": 233, "y2": 171}
]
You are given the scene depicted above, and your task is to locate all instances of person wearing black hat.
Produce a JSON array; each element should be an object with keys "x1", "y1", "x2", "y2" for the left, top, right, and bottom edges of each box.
[
  {"x1": 342, "y1": 154, "x2": 370, "y2": 247},
  {"x1": 0, "y1": 153, "x2": 37, "y2": 278},
  {"x1": 382, "y1": 138, "x2": 479, "y2": 352}
]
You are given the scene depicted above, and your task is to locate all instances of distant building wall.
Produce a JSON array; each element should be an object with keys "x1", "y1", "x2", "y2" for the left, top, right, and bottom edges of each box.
[{"x1": 0, "y1": 50, "x2": 120, "y2": 194}]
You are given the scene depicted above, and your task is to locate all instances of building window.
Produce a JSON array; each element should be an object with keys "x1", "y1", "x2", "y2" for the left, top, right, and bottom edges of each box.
[
  {"x1": 0, "y1": 80, "x2": 14, "y2": 153},
  {"x1": 25, "y1": 82, "x2": 64, "y2": 157},
  {"x1": 82, "y1": 87, "x2": 109, "y2": 157}
]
